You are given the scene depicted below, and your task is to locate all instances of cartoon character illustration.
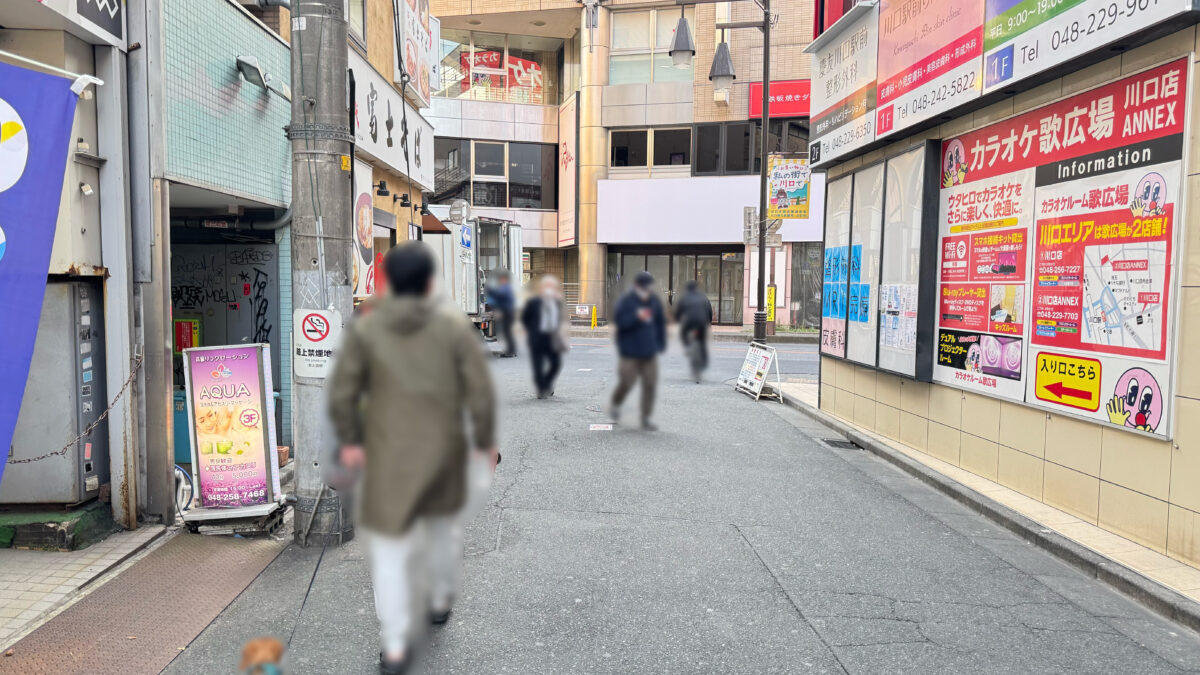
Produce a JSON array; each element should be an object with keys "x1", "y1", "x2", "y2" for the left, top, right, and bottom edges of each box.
[
  {"x1": 1130, "y1": 172, "x2": 1167, "y2": 217},
  {"x1": 965, "y1": 344, "x2": 982, "y2": 372},
  {"x1": 942, "y1": 140, "x2": 967, "y2": 188},
  {"x1": 1106, "y1": 368, "x2": 1163, "y2": 432}
]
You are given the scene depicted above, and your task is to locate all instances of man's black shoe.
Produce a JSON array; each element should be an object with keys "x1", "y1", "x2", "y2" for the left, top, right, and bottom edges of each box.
[
  {"x1": 380, "y1": 652, "x2": 410, "y2": 674},
  {"x1": 431, "y1": 609, "x2": 452, "y2": 625}
]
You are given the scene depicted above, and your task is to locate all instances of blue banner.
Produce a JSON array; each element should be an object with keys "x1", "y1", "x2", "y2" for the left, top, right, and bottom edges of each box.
[{"x1": 0, "y1": 62, "x2": 80, "y2": 489}]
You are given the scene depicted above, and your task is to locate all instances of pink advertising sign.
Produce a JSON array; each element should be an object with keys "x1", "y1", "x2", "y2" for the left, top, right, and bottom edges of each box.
[
  {"x1": 184, "y1": 345, "x2": 278, "y2": 508},
  {"x1": 875, "y1": 0, "x2": 984, "y2": 139}
]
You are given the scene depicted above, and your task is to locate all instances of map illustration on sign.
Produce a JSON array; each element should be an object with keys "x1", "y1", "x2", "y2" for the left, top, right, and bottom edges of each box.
[{"x1": 1079, "y1": 241, "x2": 1166, "y2": 352}]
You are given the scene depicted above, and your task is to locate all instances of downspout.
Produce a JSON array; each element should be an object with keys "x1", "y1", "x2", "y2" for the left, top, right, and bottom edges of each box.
[{"x1": 253, "y1": 205, "x2": 293, "y2": 230}]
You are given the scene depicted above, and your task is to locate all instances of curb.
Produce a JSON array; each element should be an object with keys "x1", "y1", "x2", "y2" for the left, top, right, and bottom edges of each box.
[
  {"x1": 567, "y1": 330, "x2": 818, "y2": 345},
  {"x1": 774, "y1": 388, "x2": 1200, "y2": 635}
]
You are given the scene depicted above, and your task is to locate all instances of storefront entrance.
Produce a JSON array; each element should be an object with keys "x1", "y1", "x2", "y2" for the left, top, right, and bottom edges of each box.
[{"x1": 606, "y1": 246, "x2": 745, "y2": 325}]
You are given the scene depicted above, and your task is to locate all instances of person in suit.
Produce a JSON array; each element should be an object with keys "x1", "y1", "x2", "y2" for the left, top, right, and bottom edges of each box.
[
  {"x1": 521, "y1": 275, "x2": 567, "y2": 399},
  {"x1": 609, "y1": 271, "x2": 667, "y2": 431}
]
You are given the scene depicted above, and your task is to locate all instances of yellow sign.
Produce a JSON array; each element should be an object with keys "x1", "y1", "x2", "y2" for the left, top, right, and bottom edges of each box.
[
  {"x1": 766, "y1": 285, "x2": 777, "y2": 323},
  {"x1": 340, "y1": 155, "x2": 351, "y2": 171},
  {"x1": 590, "y1": 305, "x2": 597, "y2": 330},
  {"x1": 1034, "y1": 351, "x2": 1101, "y2": 412},
  {"x1": 767, "y1": 155, "x2": 810, "y2": 220}
]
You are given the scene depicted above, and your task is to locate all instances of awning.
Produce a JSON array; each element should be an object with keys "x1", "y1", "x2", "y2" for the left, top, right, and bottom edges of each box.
[{"x1": 422, "y1": 212, "x2": 450, "y2": 234}]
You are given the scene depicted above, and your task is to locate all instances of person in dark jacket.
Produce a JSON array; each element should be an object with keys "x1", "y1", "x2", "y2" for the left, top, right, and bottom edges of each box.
[
  {"x1": 521, "y1": 275, "x2": 568, "y2": 399},
  {"x1": 674, "y1": 280, "x2": 713, "y2": 382},
  {"x1": 486, "y1": 270, "x2": 517, "y2": 357},
  {"x1": 609, "y1": 270, "x2": 667, "y2": 430}
]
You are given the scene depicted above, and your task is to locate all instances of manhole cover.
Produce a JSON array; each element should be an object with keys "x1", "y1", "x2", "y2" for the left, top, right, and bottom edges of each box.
[{"x1": 822, "y1": 438, "x2": 859, "y2": 449}]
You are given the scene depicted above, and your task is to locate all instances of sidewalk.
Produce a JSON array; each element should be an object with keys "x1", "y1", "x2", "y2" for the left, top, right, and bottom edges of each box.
[{"x1": 775, "y1": 381, "x2": 1200, "y2": 632}]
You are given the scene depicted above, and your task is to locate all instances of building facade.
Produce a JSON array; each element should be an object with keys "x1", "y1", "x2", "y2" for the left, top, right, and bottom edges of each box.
[
  {"x1": 809, "y1": 0, "x2": 1200, "y2": 567},
  {"x1": 428, "y1": 0, "x2": 822, "y2": 325}
]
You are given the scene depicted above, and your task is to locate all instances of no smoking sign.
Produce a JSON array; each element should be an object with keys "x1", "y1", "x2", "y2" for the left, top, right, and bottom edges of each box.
[{"x1": 293, "y1": 309, "x2": 342, "y2": 379}]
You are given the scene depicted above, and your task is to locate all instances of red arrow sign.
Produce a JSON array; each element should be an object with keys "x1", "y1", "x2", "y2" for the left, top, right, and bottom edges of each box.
[{"x1": 1043, "y1": 381, "x2": 1092, "y2": 401}]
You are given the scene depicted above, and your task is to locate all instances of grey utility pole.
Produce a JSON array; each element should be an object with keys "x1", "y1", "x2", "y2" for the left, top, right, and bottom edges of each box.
[{"x1": 289, "y1": 0, "x2": 355, "y2": 545}]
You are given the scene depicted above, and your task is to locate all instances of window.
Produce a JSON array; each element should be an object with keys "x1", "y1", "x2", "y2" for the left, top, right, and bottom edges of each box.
[
  {"x1": 430, "y1": 139, "x2": 557, "y2": 210},
  {"x1": 608, "y1": 8, "x2": 695, "y2": 85},
  {"x1": 509, "y1": 143, "x2": 557, "y2": 209},
  {"x1": 653, "y1": 129, "x2": 690, "y2": 166},
  {"x1": 433, "y1": 138, "x2": 470, "y2": 204},
  {"x1": 437, "y1": 31, "x2": 564, "y2": 105},
  {"x1": 611, "y1": 130, "x2": 647, "y2": 167},
  {"x1": 693, "y1": 121, "x2": 806, "y2": 176},
  {"x1": 347, "y1": 0, "x2": 365, "y2": 46}
]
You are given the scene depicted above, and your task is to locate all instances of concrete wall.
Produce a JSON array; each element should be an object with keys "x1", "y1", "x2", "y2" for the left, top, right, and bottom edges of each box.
[
  {"x1": 819, "y1": 28, "x2": 1200, "y2": 568},
  {"x1": 426, "y1": 98, "x2": 558, "y2": 144},
  {"x1": 162, "y1": 0, "x2": 291, "y2": 206}
]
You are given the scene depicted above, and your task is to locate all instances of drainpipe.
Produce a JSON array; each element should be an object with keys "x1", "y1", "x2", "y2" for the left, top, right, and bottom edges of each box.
[
  {"x1": 252, "y1": 205, "x2": 293, "y2": 230},
  {"x1": 261, "y1": 0, "x2": 291, "y2": 8}
]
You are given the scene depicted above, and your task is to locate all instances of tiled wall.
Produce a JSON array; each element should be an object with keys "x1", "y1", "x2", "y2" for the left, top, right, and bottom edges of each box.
[
  {"x1": 162, "y1": 0, "x2": 291, "y2": 206},
  {"x1": 426, "y1": 98, "x2": 558, "y2": 144},
  {"x1": 819, "y1": 28, "x2": 1200, "y2": 569}
]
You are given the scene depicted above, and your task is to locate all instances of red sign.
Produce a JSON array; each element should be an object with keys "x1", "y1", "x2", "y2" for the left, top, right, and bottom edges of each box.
[
  {"x1": 942, "y1": 59, "x2": 1187, "y2": 187},
  {"x1": 302, "y1": 313, "x2": 331, "y2": 342},
  {"x1": 750, "y1": 80, "x2": 811, "y2": 118}
]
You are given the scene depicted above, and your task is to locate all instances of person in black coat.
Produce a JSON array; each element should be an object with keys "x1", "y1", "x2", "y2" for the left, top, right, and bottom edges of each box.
[
  {"x1": 521, "y1": 276, "x2": 567, "y2": 398},
  {"x1": 486, "y1": 270, "x2": 517, "y2": 357},
  {"x1": 674, "y1": 280, "x2": 713, "y2": 382},
  {"x1": 609, "y1": 271, "x2": 667, "y2": 430}
]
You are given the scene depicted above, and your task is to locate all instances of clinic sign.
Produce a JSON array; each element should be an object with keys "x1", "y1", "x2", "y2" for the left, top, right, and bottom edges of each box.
[
  {"x1": 933, "y1": 58, "x2": 1187, "y2": 437},
  {"x1": 183, "y1": 345, "x2": 281, "y2": 507},
  {"x1": 875, "y1": 0, "x2": 984, "y2": 138},
  {"x1": 982, "y1": 0, "x2": 1193, "y2": 94},
  {"x1": 809, "y1": 5, "x2": 879, "y2": 166}
]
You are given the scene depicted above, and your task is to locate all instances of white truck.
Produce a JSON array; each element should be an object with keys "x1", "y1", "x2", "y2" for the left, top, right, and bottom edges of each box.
[{"x1": 426, "y1": 200, "x2": 523, "y2": 337}]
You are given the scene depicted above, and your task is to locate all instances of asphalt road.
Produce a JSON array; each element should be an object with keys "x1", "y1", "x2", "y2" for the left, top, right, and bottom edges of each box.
[{"x1": 166, "y1": 338, "x2": 1200, "y2": 674}]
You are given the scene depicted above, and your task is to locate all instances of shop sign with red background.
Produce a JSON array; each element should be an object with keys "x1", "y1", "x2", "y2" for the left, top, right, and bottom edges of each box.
[{"x1": 750, "y1": 80, "x2": 811, "y2": 118}]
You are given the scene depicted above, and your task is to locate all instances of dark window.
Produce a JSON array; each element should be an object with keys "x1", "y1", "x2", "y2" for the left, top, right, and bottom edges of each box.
[
  {"x1": 433, "y1": 138, "x2": 471, "y2": 204},
  {"x1": 508, "y1": 142, "x2": 557, "y2": 209},
  {"x1": 611, "y1": 130, "x2": 647, "y2": 167},
  {"x1": 653, "y1": 129, "x2": 690, "y2": 166},
  {"x1": 725, "y1": 123, "x2": 752, "y2": 173},
  {"x1": 472, "y1": 181, "x2": 507, "y2": 207},
  {"x1": 695, "y1": 124, "x2": 721, "y2": 174},
  {"x1": 474, "y1": 142, "x2": 506, "y2": 177},
  {"x1": 753, "y1": 119, "x2": 809, "y2": 172}
]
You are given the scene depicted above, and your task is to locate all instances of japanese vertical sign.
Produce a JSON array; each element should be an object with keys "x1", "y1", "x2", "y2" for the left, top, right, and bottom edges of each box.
[
  {"x1": 353, "y1": 158, "x2": 374, "y2": 298},
  {"x1": 767, "y1": 155, "x2": 811, "y2": 220},
  {"x1": 810, "y1": 5, "x2": 879, "y2": 166},
  {"x1": 558, "y1": 94, "x2": 578, "y2": 247},
  {"x1": 395, "y1": 0, "x2": 435, "y2": 107},
  {"x1": 184, "y1": 345, "x2": 280, "y2": 508},
  {"x1": 0, "y1": 63, "x2": 79, "y2": 492},
  {"x1": 982, "y1": 0, "x2": 1193, "y2": 94},
  {"x1": 935, "y1": 57, "x2": 1187, "y2": 437},
  {"x1": 875, "y1": 0, "x2": 984, "y2": 138},
  {"x1": 822, "y1": 176, "x2": 854, "y2": 357}
]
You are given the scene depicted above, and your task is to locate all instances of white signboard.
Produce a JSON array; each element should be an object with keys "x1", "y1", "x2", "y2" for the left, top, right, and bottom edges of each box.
[
  {"x1": 350, "y1": 50, "x2": 435, "y2": 192},
  {"x1": 393, "y1": 0, "x2": 435, "y2": 108},
  {"x1": 736, "y1": 342, "x2": 779, "y2": 400},
  {"x1": 809, "y1": 6, "x2": 879, "y2": 166},
  {"x1": 981, "y1": 0, "x2": 1193, "y2": 94},
  {"x1": 293, "y1": 309, "x2": 342, "y2": 379}
]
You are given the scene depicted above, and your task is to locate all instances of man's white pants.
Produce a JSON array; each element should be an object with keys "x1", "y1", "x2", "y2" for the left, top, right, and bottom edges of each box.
[{"x1": 367, "y1": 515, "x2": 463, "y2": 654}]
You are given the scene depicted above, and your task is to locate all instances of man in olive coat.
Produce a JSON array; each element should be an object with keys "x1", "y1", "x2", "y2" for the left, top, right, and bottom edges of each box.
[{"x1": 329, "y1": 242, "x2": 497, "y2": 673}]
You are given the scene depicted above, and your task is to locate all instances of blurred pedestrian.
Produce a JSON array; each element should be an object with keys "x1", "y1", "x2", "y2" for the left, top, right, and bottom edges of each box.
[
  {"x1": 674, "y1": 280, "x2": 712, "y2": 383},
  {"x1": 486, "y1": 270, "x2": 517, "y2": 357},
  {"x1": 609, "y1": 270, "x2": 666, "y2": 430},
  {"x1": 521, "y1": 275, "x2": 568, "y2": 399},
  {"x1": 328, "y1": 242, "x2": 498, "y2": 675}
]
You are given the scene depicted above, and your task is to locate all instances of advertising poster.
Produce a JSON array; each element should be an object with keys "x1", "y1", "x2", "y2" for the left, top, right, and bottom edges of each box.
[
  {"x1": 395, "y1": 0, "x2": 434, "y2": 107},
  {"x1": 767, "y1": 155, "x2": 812, "y2": 220},
  {"x1": 822, "y1": 176, "x2": 854, "y2": 357},
  {"x1": 558, "y1": 94, "x2": 578, "y2": 247},
  {"x1": 0, "y1": 63, "x2": 80, "y2": 490},
  {"x1": 846, "y1": 163, "x2": 884, "y2": 366},
  {"x1": 878, "y1": 147, "x2": 929, "y2": 376},
  {"x1": 981, "y1": 0, "x2": 1192, "y2": 94},
  {"x1": 876, "y1": 0, "x2": 984, "y2": 138},
  {"x1": 353, "y1": 158, "x2": 374, "y2": 298},
  {"x1": 936, "y1": 58, "x2": 1186, "y2": 437},
  {"x1": 184, "y1": 346, "x2": 279, "y2": 508},
  {"x1": 809, "y1": 6, "x2": 878, "y2": 166}
]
